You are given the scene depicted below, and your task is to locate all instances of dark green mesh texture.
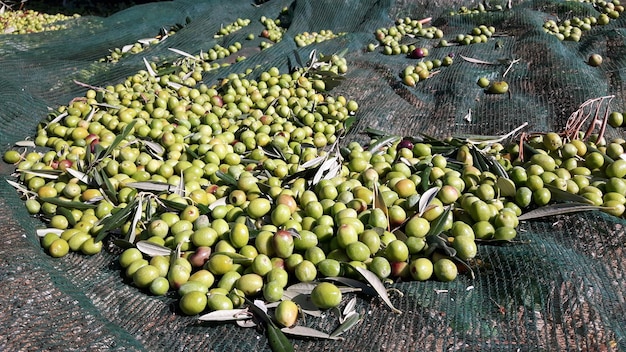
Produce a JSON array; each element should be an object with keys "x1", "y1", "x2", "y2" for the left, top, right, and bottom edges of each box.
[{"x1": 1, "y1": 0, "x2": 625, "y2": 350}]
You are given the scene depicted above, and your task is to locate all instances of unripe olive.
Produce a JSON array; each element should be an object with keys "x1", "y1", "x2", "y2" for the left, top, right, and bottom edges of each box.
[
  {"x1": 311, "y1": 282, "x2": 342, "y2": 309},
  {"x1": 275, "y1": 300, "x2": 299, "y2": 327}
]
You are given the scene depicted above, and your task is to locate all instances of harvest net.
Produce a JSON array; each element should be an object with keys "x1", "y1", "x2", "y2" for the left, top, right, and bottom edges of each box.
[{"x1": 1, "y1": 0, "x2": 625, "y2": 351}]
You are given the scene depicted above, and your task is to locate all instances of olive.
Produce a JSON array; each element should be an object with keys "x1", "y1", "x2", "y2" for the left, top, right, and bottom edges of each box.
[
  {"x1": 179, "y1": 291, "x2": 208, "y2": 315},
  {"x1": 433, "y1": 258, "x2": 458, "y2": 282},
  {"x1": 311, "y1": 282, "x2": 342, "y2": 309},
  {"x1": 275, "y1": 300, "x2": 299, "y2": 327},
  {"x1": 410, "y1": 258, "x2": 434, "y2": 281}
]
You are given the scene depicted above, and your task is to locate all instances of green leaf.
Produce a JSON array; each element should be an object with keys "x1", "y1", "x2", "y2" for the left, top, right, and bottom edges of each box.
[
  {"x1": 353, "y1": 266, "x2": 402, "y2": 314},
  {"x1": 425, "y1": 205, "x2": 451, "y2": 238},
  {"x1": 57, "y1": 207, "x2": 77, "y2": 227},
  {"x1": 103, "y1": 120, "x2": 138, "y2": 161},
  {"x1": 38, "y1": 197, "x2": 98, "y2": 210},
  {"x1": 215, "y1": 171, "x2": 238, "y2": 187},
  {"x1": 268, "y1": 321, "x2": 294, "y2": 352},
  {"x1": 95, "y1": 199, "x2": 138, "y2": 242},
  {"x1": 517, "y1": 202, "x2": 607, "y2": 221},
  {"x1": 330, "y1": 312, "x2": 361, "y2": 337},
  {"x1": 544, "y1": 184, "x2": 593, "y2": 204}
]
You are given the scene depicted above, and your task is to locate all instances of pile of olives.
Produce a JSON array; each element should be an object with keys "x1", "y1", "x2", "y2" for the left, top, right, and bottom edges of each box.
[
  {"x1": 0, "y1": 8, "x2": 79, "y2": 34},
  {"x1": 259, "y1": 10, "x2": 289, "y2": 50},
  {"x1": 214, "y1": 18, "x2": 251, "y2": 38},
  {"x1": 400, "y1": 55, "x2": 454, "y2": 87},
  {"x1": 294, "y1": 30, "x2": 345, "y2": 47},
  {"x1": 542, "y1": 0, "x2": 622, "y2": 41},
  {"x1": 373, "y1": 17, "x2": 443, "y2": 56},
  {"x1": 449, "y1": 2, "x2": 506, "y2": 15}
]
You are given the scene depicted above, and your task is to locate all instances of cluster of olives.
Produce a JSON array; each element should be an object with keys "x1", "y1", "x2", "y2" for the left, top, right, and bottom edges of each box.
[
  {"x1": 400, "y1": 55, "x2": 454, "y2": 87},
  {"x1": 543, "y1": 0, "x2": 622, "y2": 41},
  {"x1": 259, "y1": 11, "x2": 288, "y2": 50},
  {"x1": 214, "y1": 18, "x2": 251, "y2": 38},
  {"x1": 444, "y1": 25, "x2": 497, "y2": 47},
  {"x1": 294, "y1": 30, "x2": 345, "y2": 47},
  {"x1": 372, "y1": 17, "x2": 443, "y2": 56},
  {"x1": 0, "y1": 8, "x2": 79, "y2": 34},
  {"x1": 449, "y1": 2, "x2": 506, "y2": 15}
]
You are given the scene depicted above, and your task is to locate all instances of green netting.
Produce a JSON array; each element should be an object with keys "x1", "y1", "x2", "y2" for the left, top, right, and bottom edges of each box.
[{"x1": 1, "y1": 0, "x2": 626, "y2": 351}]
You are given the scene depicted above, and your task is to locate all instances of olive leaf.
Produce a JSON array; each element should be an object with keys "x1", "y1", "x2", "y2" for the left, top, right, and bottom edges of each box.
[
  {"x1": 65, "y1": 168, "x2": 90, "y2": 184},
  {"x1": 420, "y1": 166, "x2": 432, "y2": 192},
  {"x1": 36, "y1": 228, "x2": 64, "y2": 237},
  {"x1": 57, "y1": 207, "x2": 77, "y2": 227},
  {"x1": 198, "y1": 309, "x2": 252, "y2": 322},
  {"x1": 353, "y1": 266, "x2": 402, "y2": 314},
  {"x1": 38, "y1": 197, "x2": 98, "y2": 210},
  {"x1": 210, "y1": 252, "x2": 253, "y2": 265},
  {"x1": 7, "y1": 179, "x2": 36, "y2": 197},
  {"x1": 94, "y1": 198, "x2": 139, "y2": 242},
  {"x1": 13, "y1": 140, "x2": 35, "y2": 147},
  {"x1": 330, "y1": 312, "x2": 361, "y2": 337},
  {"x1": 126, "y1": 181, "x2": 174, "y2": 192},
  {"x1": 372, "y1": 181, "x2": 389, "y2": 231},
  {"x1": 19, "y1": 169, "x2": 62, "y2": 180},
  {"x1": 244, "y1": 298, "x2": 294, "y2": 352},
  {"x1": 459, "y1": 55, "x2": 498, "y2": 65},
  {"x1": 143, "y1": 57, "x2": 158, "y2": 77},
  {"x1": 169, "y1": 47, "x2": 201, "y2": 61},
  {"x1": 368, "y1": 135, "x2": 401, "y2": 155},
  {"x1": 281, "y1": 326, "x2": 342, "y2": 340},
  {"x1": 323, "y1": 276, "x2": 375, "y2": 296},
  {"x1": 136, "y1": 240, "x2": 173, "y2": 257},
  {"x1": 517, "y1": 202, "x2": 607, "y2": 221},
  {"x1": 126, "y1": 196, "x2": 143, "y2": 243},
  {"x1": 215, "y1": 171, "x2": 238, "y2": 187},
  {"x1": 418, "y1": 186, "x2": 440, "y2": 216},
  {"x1": 544, "y1": 184, "x2": 593, "y2": 204}
]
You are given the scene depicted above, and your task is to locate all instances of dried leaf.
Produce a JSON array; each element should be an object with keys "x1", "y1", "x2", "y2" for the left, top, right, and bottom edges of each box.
[
  {"x1": 143, "y1": 58, "x2": 157, "y2": 77},
  {"x1": 38, "y1": 197, "x2": 98, "y2": 210},
  {"x1": 459, "y1": 55, "x2": 497, "y2": 65},
  {"x1": 208, "y1": 196, "x2": 228, "y2": 211},
  {"x1": 353, "y1": 266, "x2": 402, "y2": 314},
  {"x1": 65, "y1": 168, "x2": 90, "y2": 184},
  {"x1": 342, "y1": 297, "x2": 357, "y2": 318},
  {"x1": 169, "y1": 47, "x2": 200, "y2": 61},
  {"x1": 126, "y1": 181, "x2": 174, "y2": 192},
  {"x1": 331, "y1": 312, "x2": 361, "y2": 337},
  {"x1": 36, "y1": 228, "x2": 64, "y2": 237},
  {"x1": 300, "y1": 155, "x2": 325, "y2": 169},
  {"x1": 281, "y1": 326, "x2": 341, "y2": 340},
  {"x1": 136, "y1": 240, "x2": 173, "y2": 256},
  {"x1": 19, "y1": 169, "x2": 61, "y2": 180},
  {"x1": 7, "y1": 179, "x2": 34, "y2": 195},
  {"x1": 14, "y1": 140, "x2": 36, "y2": 147},
  {"x1": 418, "y1": 187, "x2": 440, "y2": 216},
  {"x1": 198, "y1": 309, "x2": 251, "y2": 321},
  {"x1": 127, "y1": 196, "x2": 143, "y2": 243},
  {"x1": 517, "y1": 203, "x2": 606, "y2": 221}
]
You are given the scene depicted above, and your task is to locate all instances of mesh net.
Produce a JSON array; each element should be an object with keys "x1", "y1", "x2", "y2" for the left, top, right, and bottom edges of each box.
[{"x1": 1, "y1": 0, "x2": 625, "y2": 351}]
